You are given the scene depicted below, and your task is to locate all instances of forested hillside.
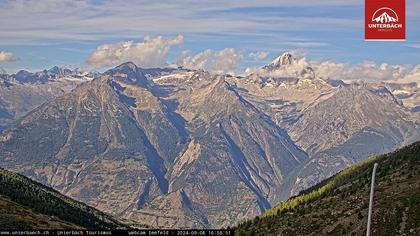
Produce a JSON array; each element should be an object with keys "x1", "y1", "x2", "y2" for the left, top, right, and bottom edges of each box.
[
  {"x1": 0, "y1": 167, "x2": 126, "y2": 229},
  {"x1": 236, "y1": 141, "x2": 420, "y2": 235}
]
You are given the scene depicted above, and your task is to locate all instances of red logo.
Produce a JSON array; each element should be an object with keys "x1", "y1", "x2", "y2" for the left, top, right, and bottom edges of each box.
[{"x1": 365, "y1": 0, "x2": 405, "y2": 41}]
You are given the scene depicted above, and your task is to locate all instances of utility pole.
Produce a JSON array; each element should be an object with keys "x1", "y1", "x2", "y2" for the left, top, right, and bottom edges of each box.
[{"x1": 366, "y1": 163, "x2": 379, "y2": 236}]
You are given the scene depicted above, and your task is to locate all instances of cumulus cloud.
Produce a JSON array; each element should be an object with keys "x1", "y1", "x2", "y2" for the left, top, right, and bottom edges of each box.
[
  {"x1": 249, "y1": 51, "x2": 269, "y2": 60},
  {"x1": 312, "y1": 61, "x2": 411, "y2": 83},
  {"x1": 0, "y1": 51, "x2": 17, "y2": 62},
  {"x1": 87, "y1": 35, "x2": 244, "y2": 74},
  {"x1": 310, "y1": 61, "x2": 345, "y2": 79},
  {"x1": 303, "y1": 60, "x2": 420, "y2": 86},
  {"x1": 177, "y1": 48, "x2": 243, "y2": 74},
  {"x1": 87, "y1": 35, "x2": 184, "y2": 68},
  {"x1": 396, "y1": 66, "x2": 420, "y2": 85}
]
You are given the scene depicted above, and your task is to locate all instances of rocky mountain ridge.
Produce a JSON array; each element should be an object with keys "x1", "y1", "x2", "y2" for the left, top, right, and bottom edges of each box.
[
  {"x1": 229, "y1": 56, "x2": 419, "y2": 199},
  {"x1": 0, "y1": 67, "x2": 93, "y2": 131}
]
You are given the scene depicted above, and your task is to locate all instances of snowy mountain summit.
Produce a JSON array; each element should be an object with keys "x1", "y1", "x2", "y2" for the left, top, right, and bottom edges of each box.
[
  {"x1": 259, "y1": 52, "x2": 315, "y2": 79},
  {"x1": 264, "y1": 52, "x2": 294, "y2": 70}
]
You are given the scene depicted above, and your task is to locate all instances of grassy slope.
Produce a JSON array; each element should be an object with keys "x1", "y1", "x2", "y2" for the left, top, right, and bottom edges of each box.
[
  {"x1": 0, "y1": 167, "x2": 126, "y2": 230},
  {"x1": 236, "y1": 141, "x2": 420, "y2": 235}
]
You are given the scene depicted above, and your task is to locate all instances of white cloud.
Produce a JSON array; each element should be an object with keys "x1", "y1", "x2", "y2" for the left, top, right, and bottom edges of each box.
[
  {"x1": 312, "y1": 61, "x2": 410, "y2": 83},
  {"x1": 249, "y1": 51, "x2": 269, "y2": 60},
  {"x1": 177, "y1": 48, "x2": 242, "y2": 74},
  {"x1": 308, "y1": 60, "x2": 420, "y2": 86},
  {"x1": 310, "y1": 61, "x2": 345, "y2": 79},
  {"x1": 399, "y1": 66, "x2": 420, "y2": 84},
  {"x1": 87, "y1": 35, "x2": 184, "y2": 68},
  {"x1": 0, "y1": 51, "x2": 17, "y2": 62},
  {"x1": 287, "y1": 49, "x2": 307, "y2": 59},
  {"x1": 87, "y1": 35, "x2": 243, "y2": 73}
]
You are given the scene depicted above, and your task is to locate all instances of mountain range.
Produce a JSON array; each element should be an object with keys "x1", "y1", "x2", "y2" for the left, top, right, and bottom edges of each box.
[
  {"x1": 0, "y1": 67, "x2": 93, "y2": 131},
  {"x1": 0, "y1": 53, "x2": 419, "y2": 228}
]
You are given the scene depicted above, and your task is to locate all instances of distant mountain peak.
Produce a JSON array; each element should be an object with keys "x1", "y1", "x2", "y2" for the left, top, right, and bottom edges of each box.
[
  {"x1": 16, "y1": 69, "x2": 30, "y2": 75},
  {"x1": 114, "y1": 61, "x2": 138, "y2": 71},
  {"x1": 46, "y1": 66, "x2": 74, "y2": 77},
  {"x1": 257, "y1": 53, "x2": 318, "y2": 80},
  {"x1": 106, "y1": 62, "x2": 148, "y2": 87},
  {"x1": 2, "y1": 66, "x2": 93, "y2": 85},
  {"x1": 48, "y1": 65, "x2": 61, "y2": 71},
  {"x1": 262, "y1": 52, "x2": 295, "y2": 72},
  {"x1": 48, "y1": 66, "x2": 62, "y2": 73},
  {"x1": 278, "y1": 52, "x2": 294, "y2": 65}
]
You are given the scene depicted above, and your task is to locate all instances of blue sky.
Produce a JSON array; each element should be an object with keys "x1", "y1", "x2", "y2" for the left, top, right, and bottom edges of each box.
[{"x1": 0, "y1": 0, "x2": 419, "y2": 73}]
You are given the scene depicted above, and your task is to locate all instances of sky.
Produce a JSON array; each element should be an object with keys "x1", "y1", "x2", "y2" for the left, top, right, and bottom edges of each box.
[{"x1": 0, "y1": 0, "x2": 419, "y2": 74}]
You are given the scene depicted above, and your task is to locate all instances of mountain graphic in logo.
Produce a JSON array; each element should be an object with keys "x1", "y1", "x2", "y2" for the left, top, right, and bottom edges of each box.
[
  {"x1": 373, "y1": 12, "x2": 397, "y2": 23},
  {"x1": 372, "y1": 7, "x2": 399, "y2": 23}
]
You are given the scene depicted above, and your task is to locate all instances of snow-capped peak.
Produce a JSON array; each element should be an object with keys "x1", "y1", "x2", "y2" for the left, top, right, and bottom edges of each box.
[
  {"x1": 255, "y1": 53, "x2": 317, "y2": 80},
  {"x1": 265, "y1": 52, "x2": 294, "y2": 70},
  {"x1": 278, "y1": 52, "x2": 293, "y2": 66}
]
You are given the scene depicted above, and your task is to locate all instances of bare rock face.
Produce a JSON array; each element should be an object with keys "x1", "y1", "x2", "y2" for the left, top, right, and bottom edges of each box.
[
  {"x1": 0, "y1": 63, "x2": 307, "y2": 228},
  {"x1": 282, "y1": 83, "x2": 420, "y2": 197},
  {"x1": 289, "y1": 84, "x2": 417, "y2": 154},
  {"x1": 382, "y1": 82, "x2": 420, "y2": 112},
  {"x1": 228, "y1": 57, "x2": 420, "y2": 201}
]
